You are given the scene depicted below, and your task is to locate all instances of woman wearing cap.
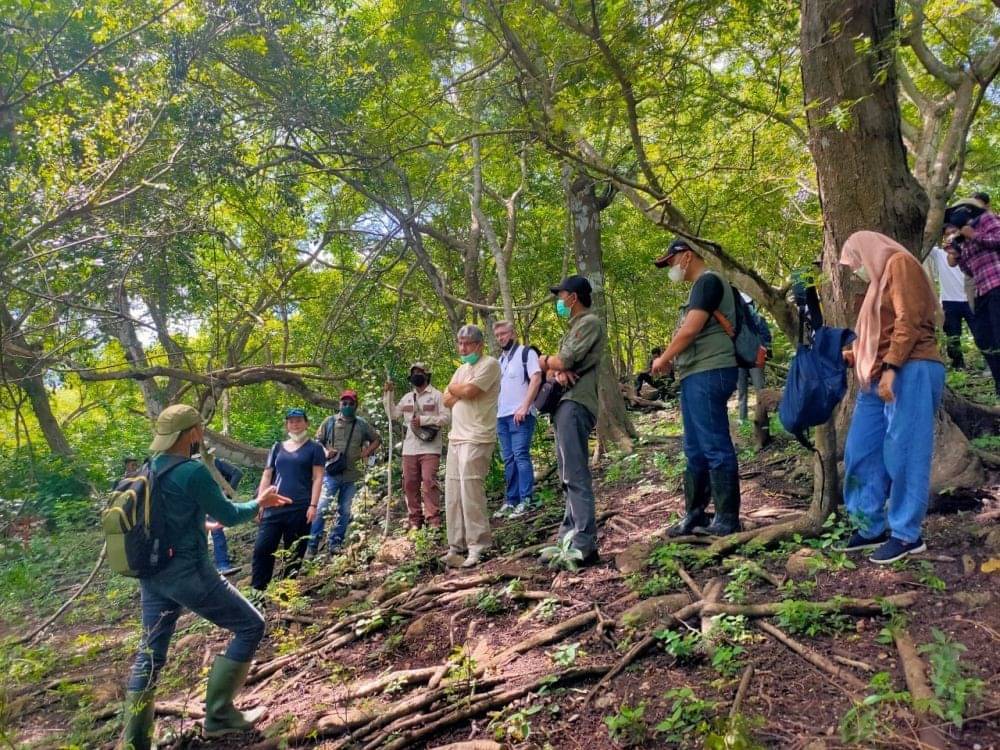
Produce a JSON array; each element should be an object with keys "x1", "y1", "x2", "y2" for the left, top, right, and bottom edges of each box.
[
  {"x1": 122, "y1": 405, "x2": 291, "y2": 748},
  {"x1": 251, "y1": 408, "x2": 326, "y2": 590},
  {"x1": 838, "y1": 231, "x2": 945, "y2": 564}
]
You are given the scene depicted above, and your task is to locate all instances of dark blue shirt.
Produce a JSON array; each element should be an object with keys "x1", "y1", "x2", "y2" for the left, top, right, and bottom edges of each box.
[{"x1": 265, "y1": 440, "x2": 325, "y2": 516}]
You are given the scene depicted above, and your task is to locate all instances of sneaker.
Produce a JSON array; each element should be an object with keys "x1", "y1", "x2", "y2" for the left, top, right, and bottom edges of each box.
[
  {"x1": 493, "y1": 504, "x2": 514, "y2": 519},
  {"x1": 869, "y1": 537, "x2": 927, "y2": 564},
  {"x1": 461, "y1": 552, "x2": 481, "y2": 568},
  {"x1": 538, "y1": 547, "x2": 556, "y2": 564},
  {"x1": 510, "y1": 503, "x2": 529, "y2": 518},
  {"x1": 440, "y1": 552, "x2": 465, "y2": 568},
  {"x1": 837, "y1": 529, "x2": 890, "y2": 552}
]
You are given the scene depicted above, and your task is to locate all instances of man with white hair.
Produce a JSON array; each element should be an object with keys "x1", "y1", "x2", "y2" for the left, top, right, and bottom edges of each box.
[{"x1": 441, "y1": 324, "x2": 501, "y2": 567}]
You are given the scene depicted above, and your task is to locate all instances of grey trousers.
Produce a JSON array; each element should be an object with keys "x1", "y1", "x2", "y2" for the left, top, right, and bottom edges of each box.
[
  {"x1": 554, "y1": 399, "x2": 598, "y2": 556},
  {"x1": 737, "y1": 367, "x2": 766, "y2": 421}
]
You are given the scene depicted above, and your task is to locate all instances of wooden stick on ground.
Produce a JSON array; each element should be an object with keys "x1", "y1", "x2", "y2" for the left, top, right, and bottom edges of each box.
[
  {"x1": 730, "y1": 663, "x2": 755, "y2": 718},
  {"x1": 757, "y1": 621, "x2": 866, "y2": 692},
  {"x1": 16, "y1": 542, "x2": 107, "y2": 645}
]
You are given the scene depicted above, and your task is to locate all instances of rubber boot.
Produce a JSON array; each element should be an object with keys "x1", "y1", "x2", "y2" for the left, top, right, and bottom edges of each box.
[
  {"x1": 120, "y1": 690, "x2": 155, "y2": 750},
  {"x1": 203, "y1": 655, "x2": 265, "y2": 737},
  {"x1": 704, "y1": 468, "x2": 742, "y2": 536},
  {"x1": 668, "y1": 468, "x2": 712, "y2": 537}
]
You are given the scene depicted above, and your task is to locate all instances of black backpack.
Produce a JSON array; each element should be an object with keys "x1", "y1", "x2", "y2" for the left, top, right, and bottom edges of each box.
[
  {"x1": 517, "y1": 344, "x2": 541, "y2": 383},
  {"x1": 102, "y1": 456, "x2": 190, "y2": 578}
]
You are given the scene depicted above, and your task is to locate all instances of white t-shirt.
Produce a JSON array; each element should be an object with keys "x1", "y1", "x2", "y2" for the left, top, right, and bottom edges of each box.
[
  {"x1": 497, "y1": 344, "x2": 541, "y2": 418},
  {"x1": 927, "y1": 246, "x2": 968, "y2": 303}
]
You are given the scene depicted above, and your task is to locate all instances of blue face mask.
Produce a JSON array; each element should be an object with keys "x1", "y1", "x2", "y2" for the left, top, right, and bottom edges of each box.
[
  {"x1": 340, "y1": 404, "x2": 356, "y2": 418},
  {"x1": 555, "y1": 299, "x2": 571, "y2": 319}
]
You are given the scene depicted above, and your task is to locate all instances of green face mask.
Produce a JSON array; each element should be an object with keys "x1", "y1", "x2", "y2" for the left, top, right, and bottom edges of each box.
[
  {"x1": 340, "y1": 404, "x2": 356, "y2": 418},
  {"x1": 460, "y1": 352, "x2": 481, "y2": 365},
  {"x1": 555, "y1": 299, "x2": 571, "y2": 319}
]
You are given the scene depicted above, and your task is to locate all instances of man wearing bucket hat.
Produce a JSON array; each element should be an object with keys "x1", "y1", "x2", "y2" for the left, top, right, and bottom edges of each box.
[
  {"x1": 384, "y1": 363, "x2": 450, "y2": 530},
  {"x1": 309, "y1": 391, "x2": 380, "y2": 556},
  {"x1": 120, "y1": 404, "x2": 291, "y2": 749},
  {"x1": 536, "y1": 275, "x2": 606, "y2": 566},
  {"x1": 944, "y1": 195, "x2": 1000, "y2": 395}
]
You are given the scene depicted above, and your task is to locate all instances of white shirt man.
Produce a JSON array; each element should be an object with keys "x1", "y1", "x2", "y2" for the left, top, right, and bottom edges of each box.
[
  {"x1": 926, "y1": 245, "x2": 978, "y2": 369},
  {"x1": 493, "y1": 321, "x2": 542, "y2": 518}
]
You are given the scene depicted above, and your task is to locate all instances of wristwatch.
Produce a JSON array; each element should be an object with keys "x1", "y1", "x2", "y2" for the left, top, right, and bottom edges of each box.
[{"x1": 881, "y1": 362, "x2": 900, "y2": 373}]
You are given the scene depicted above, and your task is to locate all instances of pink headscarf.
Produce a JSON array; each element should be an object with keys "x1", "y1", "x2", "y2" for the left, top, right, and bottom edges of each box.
[{"x1": 839, "y1": 231, "x2": 931, "y2": 388}]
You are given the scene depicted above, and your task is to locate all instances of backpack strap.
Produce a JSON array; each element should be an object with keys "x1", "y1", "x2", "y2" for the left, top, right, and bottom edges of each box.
[
  {"x1": 323, "y1": 416, "x2": 336, "y2": 447},
  {"x1": 266, "y1": 442, "x2": 280, "y2": 470},
  {"x1": 520, "y1": 344, "x2": 529, "y2": 384}
]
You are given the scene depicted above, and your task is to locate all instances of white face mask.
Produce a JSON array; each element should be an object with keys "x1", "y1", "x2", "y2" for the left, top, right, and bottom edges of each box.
[
  {"x1": 668, "y1": 262, "x2": 686, "y2": 283},
  {"x1": 853, "y1": 266, "x2": 870, "y2": 284},
  {"x1": 287, "y1": 430, "x2": 309, "y2": 443}
]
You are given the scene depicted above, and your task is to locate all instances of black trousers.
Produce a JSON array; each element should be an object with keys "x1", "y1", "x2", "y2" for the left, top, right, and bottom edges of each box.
[
  {"x1": 942, "y1": 300, "x2": 975, "y2": 368},
  {"x1": 251, "y1": 509, "x2": 310, "y2": 590},
  {"x1": 972, "y1": 287, "x2": 1000, "y2": 395}
]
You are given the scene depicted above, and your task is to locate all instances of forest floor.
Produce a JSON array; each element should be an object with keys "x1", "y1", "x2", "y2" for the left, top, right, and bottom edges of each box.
[{"x1": 3, "y1": 398, "x2": 1000, "y2": 750}]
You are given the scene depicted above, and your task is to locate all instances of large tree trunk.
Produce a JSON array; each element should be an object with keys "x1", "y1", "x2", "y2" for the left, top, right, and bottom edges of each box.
[
  {"x1": 800, "y1": 0, "x2": 982, "y2": 510},
  {"x1": 563, "y1": 166, "x2": 637, "y2": 455},
  {"x1": 18, "y1": 370, "x2": 73, "y2": 457}
]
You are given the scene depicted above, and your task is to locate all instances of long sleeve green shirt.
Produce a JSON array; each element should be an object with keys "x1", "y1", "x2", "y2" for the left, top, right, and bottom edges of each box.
[{"x1": 151, "y1": 454, "x2": 259, "y2": 565}]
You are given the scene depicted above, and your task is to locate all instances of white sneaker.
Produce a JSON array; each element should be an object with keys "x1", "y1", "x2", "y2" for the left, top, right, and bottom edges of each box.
[
  {"x1": 461, "y1": 551, "x2": 481, "y2": 568},
  {"x1": 440, "y1": 552, "x2": 465, "y2": 568},
  {"x1": 510, "y1": 503, "x2": 529, "y2": 518},
  {"x1": 493, "y1": 504, "x2": 514, "y2": 519}
]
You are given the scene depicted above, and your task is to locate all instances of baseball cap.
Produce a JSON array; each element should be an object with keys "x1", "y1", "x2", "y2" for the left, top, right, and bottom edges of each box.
[
  {"x1": 149, "y1": 404, "x2": 202, "y2": 452},
  {"x1": 340, "y1": 389, "x2": 358, "y2": 402},
  {"x1": 284, "y1": 407, "x2": 308, "y2": 420},
  {"x1": 653, "y1": 238, "x2": 693, "y2": 268},
  {"x1": 549, "y1": 275, "x2": 592, "y2": 303},
  {"x1": 409, "y1": 362, "x2": 429, "y2": 373}
]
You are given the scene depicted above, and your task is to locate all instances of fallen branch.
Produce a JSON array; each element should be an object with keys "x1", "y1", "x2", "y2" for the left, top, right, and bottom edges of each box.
[
  {"x1": 892, "y1": 627, "x2": 949, "y2": 750},
  {"x1": 16, "y1": 542, "x2": 107, "y2": 645},
  {"x1": 757, "y1": 621, "x2": 866, "y2": 692},
  {"x1": 491, "y1": 610, "x2": 598, "y2": 665},
  {"x1": 701, "y1": 592, "x2": 919, "y2": 619}
]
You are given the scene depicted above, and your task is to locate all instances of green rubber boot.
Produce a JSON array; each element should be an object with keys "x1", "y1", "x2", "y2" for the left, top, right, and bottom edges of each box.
[
  {"x1": 668, "y1": 468, "x2": 712, "y2": 537},
  {"x1": 120, "y1": 690, "x2": 155, "y2": 750},
  {"x1": 203, "y1": 655, "x2": 265, "y2": 737}
]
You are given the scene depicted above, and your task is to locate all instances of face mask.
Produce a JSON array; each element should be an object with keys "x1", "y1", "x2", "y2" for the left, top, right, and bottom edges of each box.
[
  {"x1": 287, "y1": 430, "x2": 309, "y2": 443},
  {"x1": 501, "y1": 339, "x2": 515, "y2": 351},
  {"x1": 409, "y1": 373, "x2": 428, "y2": 387},
  {"x1": 668, "y1": 263, "x2": 686, "y2": 283},
  {"x1": 460, "y1": 352, "x2": 481, "y2": 365},
  {"x1": 340, "y1": 404, "x2": 356, "y2": 418},
  {"x1": 555, "y1": 299, "x2": 571, "y2": 318},
  {"x1": 853, "y1": 266, "x2": 870, "y2": 284}
]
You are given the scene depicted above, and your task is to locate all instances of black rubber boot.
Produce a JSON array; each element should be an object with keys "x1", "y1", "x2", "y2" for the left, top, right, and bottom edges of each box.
[
  {"x1": 668, "y1": 468, "x2": 712, "y2": 537},
  {"x1": 704, "y1": 468, "x2": 742, "y2": 536}
]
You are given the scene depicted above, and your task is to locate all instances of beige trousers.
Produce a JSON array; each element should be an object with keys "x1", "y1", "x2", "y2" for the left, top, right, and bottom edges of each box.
[{"x1": 444, "y1": 441, "x2": 494, "y2": 554}]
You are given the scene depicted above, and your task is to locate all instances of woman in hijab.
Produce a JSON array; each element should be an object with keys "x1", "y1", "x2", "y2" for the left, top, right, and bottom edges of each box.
[{"x1": 838, "y1": 231, "x2": 945, "y2": 563}]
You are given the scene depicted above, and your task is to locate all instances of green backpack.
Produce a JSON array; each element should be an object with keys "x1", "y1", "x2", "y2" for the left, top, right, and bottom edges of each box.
[{"x1": 102, "y1": 457, "x2": 189, "y2": 577}]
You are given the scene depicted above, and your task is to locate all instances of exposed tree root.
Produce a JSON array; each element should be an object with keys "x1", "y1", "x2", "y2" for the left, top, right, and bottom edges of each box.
[
  {"x1": 730, "y1": 663, "x2": 755, "y2": 718},
  {"x1": 757, "y1": 621, "x2": 866, "y2": 692},
  {"x1": 892, "y1": 627, "x2": 949, "y2": 750},
  {"x1": 702, "y1": 592, "x2": 919, "y2": 619}
]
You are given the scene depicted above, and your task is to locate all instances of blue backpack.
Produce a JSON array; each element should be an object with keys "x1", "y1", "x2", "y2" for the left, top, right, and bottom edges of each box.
[{"x1": 779, "y1": 326, "x2": 856, "y2": 449}]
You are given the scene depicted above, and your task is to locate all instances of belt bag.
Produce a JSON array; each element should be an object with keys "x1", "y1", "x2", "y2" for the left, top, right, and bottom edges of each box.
[
  {"x1": 325, "y1": 418, "x2": 357, "y2": 477},
  {"x1": 532, "y1": 359, "x2": 599, "y2": 416}
]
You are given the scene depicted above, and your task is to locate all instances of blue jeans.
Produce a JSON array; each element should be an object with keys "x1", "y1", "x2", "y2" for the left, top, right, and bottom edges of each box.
[
  {"x1": 210, "y1": 524, "x2": 232, "y2": 570},
  {"x1": 497, "y1": 414, "x2": 536, "y2": 506},
  {"x1": 308, "y1": 475, "x2": 358, "y2": 552},
  {"x1": 127, "y1": 558, "x2": 264, "y2": 691},
  {"x1": 680, "y1": 367, "x2": 739, "y2": 474},
  {"x1": 844, "y1": 359, "x2": 945, "y2": 543}
]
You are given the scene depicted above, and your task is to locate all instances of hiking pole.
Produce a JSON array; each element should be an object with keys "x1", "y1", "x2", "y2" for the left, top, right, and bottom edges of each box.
[{"x1": 383, "y1": 365, "x2": 393, "y2": 537}]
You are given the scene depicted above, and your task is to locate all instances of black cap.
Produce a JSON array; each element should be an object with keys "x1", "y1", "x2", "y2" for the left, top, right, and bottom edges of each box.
[
  {"x1": 549, "y1": 275, "x2": 592, "y2": 300},
  {"x1": 653, "y1": 238, "x2": 693, "y2": 268},
  {"x1": 973, "y1": 191, "x2": 990, "y2": 206}
]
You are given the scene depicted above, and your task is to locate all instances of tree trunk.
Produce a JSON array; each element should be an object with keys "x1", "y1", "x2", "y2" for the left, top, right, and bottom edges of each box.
[
  {"x1": 562, "y1": 165, "x2": 637, "y2": 454},
  {"x1": 19, "y1": 370, "x2": 73, "y2": 457},
  {"x1": 800, "y1": 0, "x2": 984, "y2": 507}
]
